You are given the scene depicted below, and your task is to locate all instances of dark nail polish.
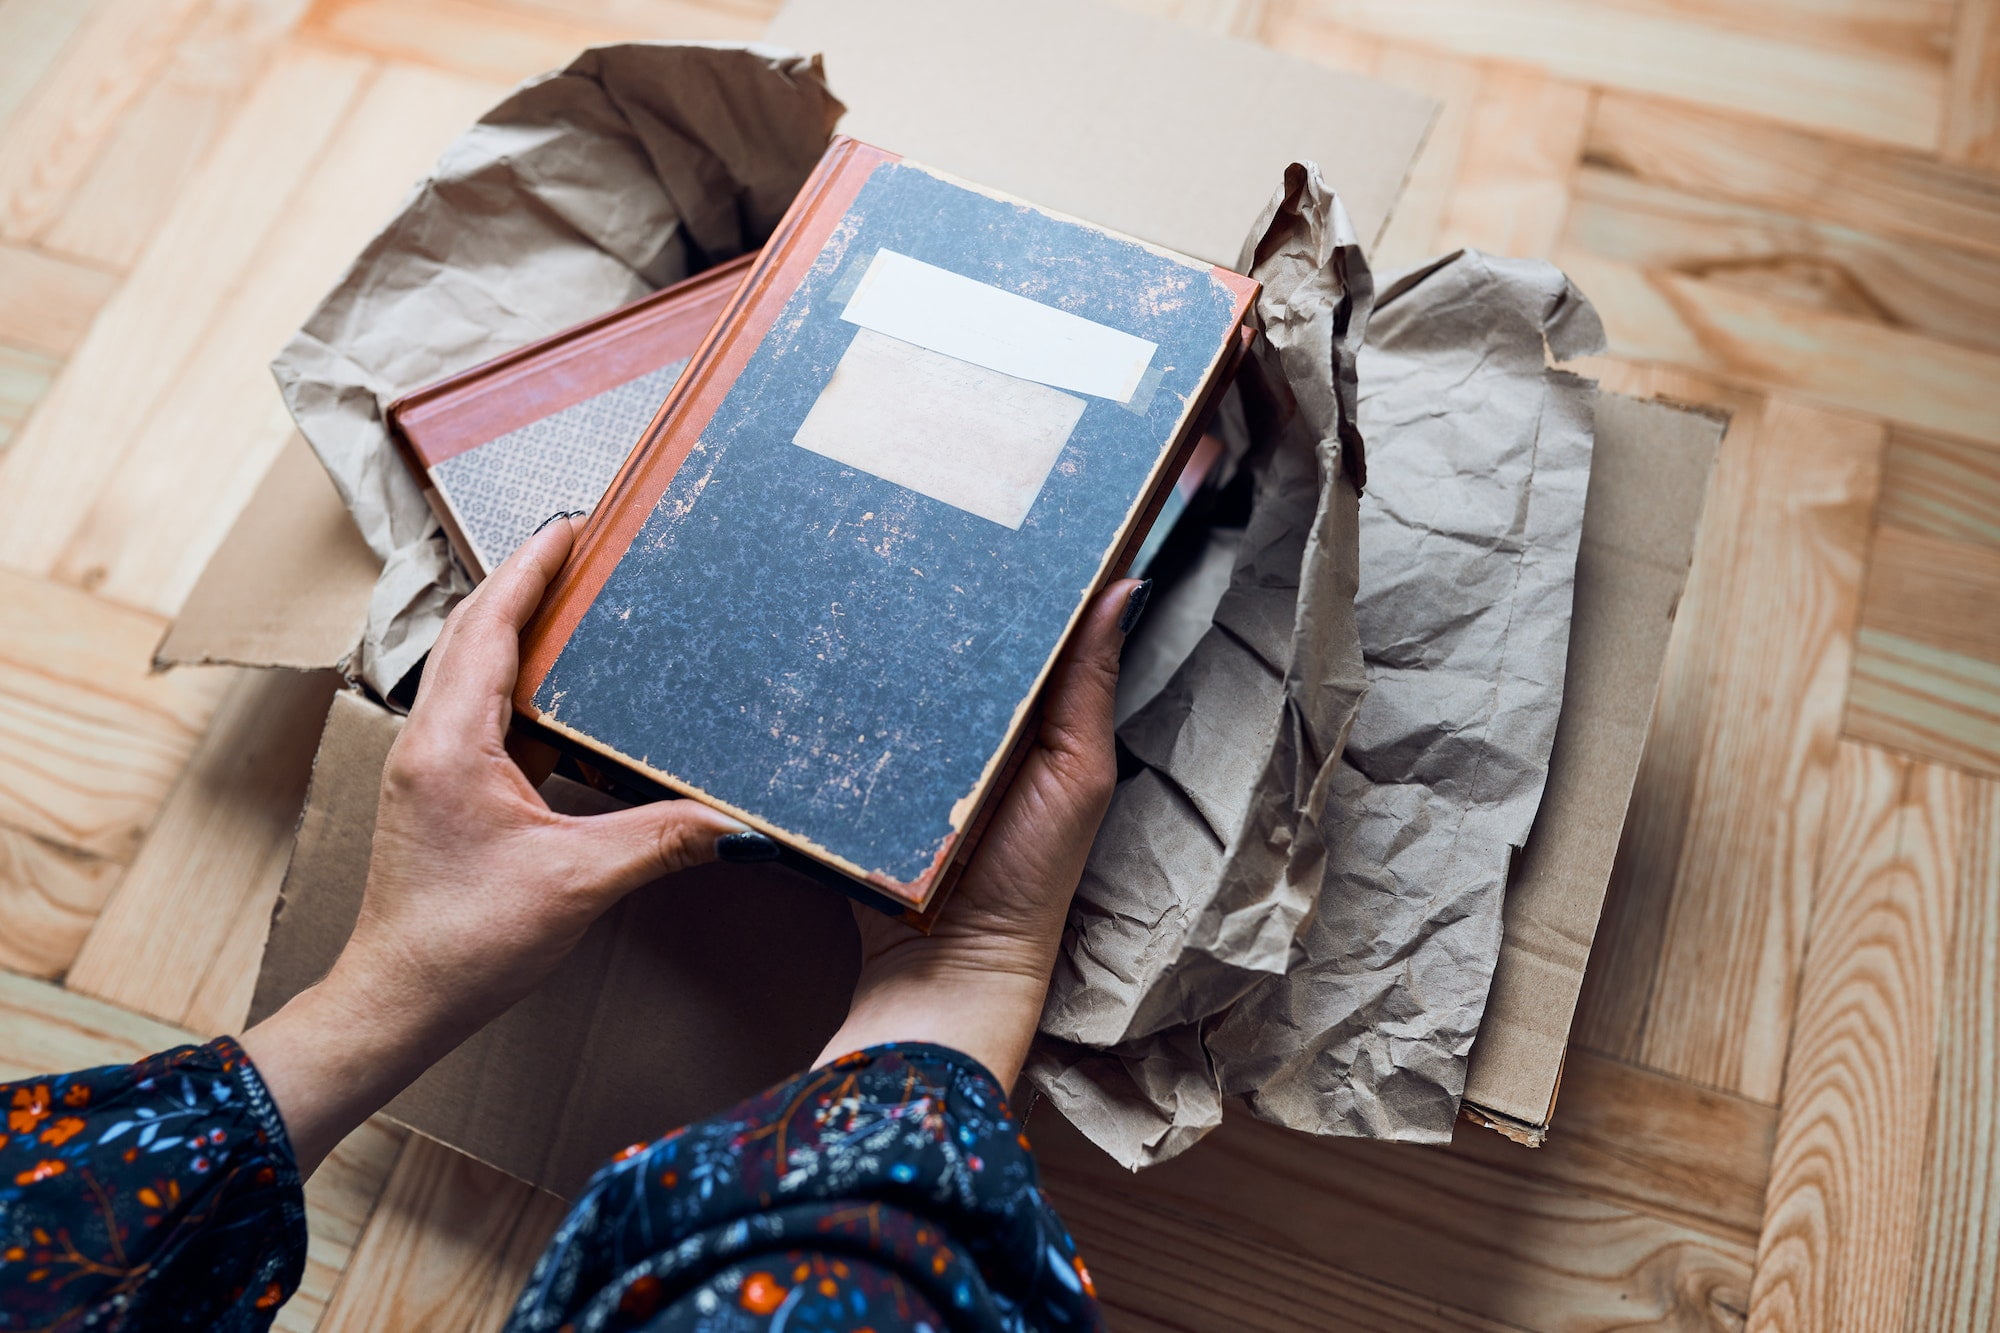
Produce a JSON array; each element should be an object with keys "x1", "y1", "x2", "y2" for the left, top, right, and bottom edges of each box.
[
  {"x1": 531, "y1": 510, "x2": 569, "y2": 536},
  {"x1": 1118, "y1": 579, "x2": 1154, "y2": 635},
  {"x1": 717, "y1": 830, "x2": 780, "y2": 863}
]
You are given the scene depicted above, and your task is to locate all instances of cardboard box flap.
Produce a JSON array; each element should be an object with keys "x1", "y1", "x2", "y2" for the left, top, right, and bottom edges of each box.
[
  {"x1": 1461, "y1": 391, "x2": 1727, "y2": 1135},
  {"x1": 766, "y1": 0, "x2": 1435, "y2": 268},
  {"x1": 156, "y1": 434, "x2": 378, "y2": 674},
  {"x1": 251, "y1": 691, "x2": 860, "y2": 1195}
]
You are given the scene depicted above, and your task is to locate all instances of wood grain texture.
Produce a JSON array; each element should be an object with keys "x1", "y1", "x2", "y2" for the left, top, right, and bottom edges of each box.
[
  {"x1": 0, "y1": 0, "x2": 98, "y2": 133},
  {"x1": 282, "y1": 1119, "x2": 409, "y2": 1333},
  {"x1": 318, "y1": 1137, "x2": 567, "y2": 1333},
  {"x1": 1907, "y1": 775, "x2": 2000, "y2": 1331},
  {"x1": 50, "y1": 60, "x2": 505, "y2": 616},
  {"x1": 66, "y1": 669, "x2": 339, "y2": 1032},
  {"x1": 1586, "y1": 91, "x2": 2000, "y2": 261},
  {"x1": 1875, "y1": 429, "x2": 2000, "y2": 551},
  {"x1": 1366, "y1": 44, "x2": 1481, "y2": 272},
  {"x1": 1942, "y1": 0, "x2": 2000, "y2": 168},
  {"x1": 0, "y1": 240, "x2": 117, "y2": 357},
  {"x1": 1433, "y1": 67, "x2": 1590, "y2": 261},
  {"x1": 1041, "y1": 1159, "x2": 1528, "y2": 1332},
  {"x1": 1573, "y1": 397, "x2": 1882, "y2": 1100},
  {"x1": 1447, "y1": 1047, "x2": 1775, "y2": 1244},
  {"x1": 0, "y1": 568, "x2": 232, "y2": 862},
  {"x1": 1559, "y1": 247, "x2": 2000, "y2": 446},
  {"x1": 40, "y1": 0, "x2": 309, "y2": 270},
  {"x1": 0, "y1": 0, "x2": 204, "y2": 241},
  {"x1": 0, "y1": 964, "x2": 193, "y2": 1079},
  {"x1": 1033, "y1": 1108, "x2": 1755, "y2": 1331},
  {"x1": 0, "y1": 41, "x2": 369, "y2": 582},
  {"x1": 0, "y1": 342, "x2": 58, "y2": 452},
  {"x1": 0, "y1": 828, "x2": 122, "y2": 980},
  {"x1": 1844, "y1": 525, "x2": 2000, "y2": 777},
  {"x1": 1266, "y1": 0, "x2": 1944, "y2": 148},
  {"x1": 1747, "y1": 745, "x2": 1968, "y2": 1330},
  {"x1": 1566, "y1": 167, "x2": 2000, "y2": 357},
  {"x1": 302, "y1": 0, "x2": 762, "y2": 83}
]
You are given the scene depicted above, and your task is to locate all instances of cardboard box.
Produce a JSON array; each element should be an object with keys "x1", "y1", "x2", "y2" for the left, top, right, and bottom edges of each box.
[{"x1": 182, "y1": 0, "x2": 1722, "y2": 1185}]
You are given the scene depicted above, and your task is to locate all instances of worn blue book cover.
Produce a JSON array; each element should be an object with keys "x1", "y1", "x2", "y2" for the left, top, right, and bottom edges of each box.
[{"x1": 517, "y1": 138, "x2": 1258, "y2": 911}]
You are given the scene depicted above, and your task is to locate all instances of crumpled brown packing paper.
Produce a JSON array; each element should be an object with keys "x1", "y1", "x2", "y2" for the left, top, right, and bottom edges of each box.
[
  {"x1": 1040, "y1": 163, "x2": 1373, "y2": 1051},
  {"x1": 1031, "y1": 251, "x2": 1605, "y2": 1167},
  {"x1": 271, "y1": 45, "x2": 843, "y2": 694}
]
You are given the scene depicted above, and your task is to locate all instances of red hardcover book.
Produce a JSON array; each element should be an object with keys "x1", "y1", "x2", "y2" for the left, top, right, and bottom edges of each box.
[
  {"x1": 386, "y1": 254, "x2": 756, "y2": 578},
  {"x1": 515, "y1": 138, "x2": 1258, "y2": 915}
]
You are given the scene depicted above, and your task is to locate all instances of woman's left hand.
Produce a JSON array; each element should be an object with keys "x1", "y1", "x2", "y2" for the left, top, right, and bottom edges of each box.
[{"x1": 242, "y1": 515, "x2": 753, "y2": 1175}]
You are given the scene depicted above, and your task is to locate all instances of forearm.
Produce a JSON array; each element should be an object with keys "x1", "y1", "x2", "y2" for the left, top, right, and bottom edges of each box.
[{"x1": 240, "y1": 957, "x2": 473, "y2": 1176}]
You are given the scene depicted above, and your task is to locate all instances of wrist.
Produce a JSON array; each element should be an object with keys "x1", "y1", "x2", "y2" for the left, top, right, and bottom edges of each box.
[{"x1": 817, "y1": 936, "x2": 1057, "y2": 1089}]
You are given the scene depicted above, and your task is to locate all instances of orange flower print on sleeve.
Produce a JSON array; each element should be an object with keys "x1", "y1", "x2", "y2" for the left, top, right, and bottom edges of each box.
[
  {"x1": 37, "y1": 1116, "x2": 85, "y2": 1147},
  {"x1": 14, "y1": 1158, "x2": 66, "y2": 1186},
  {"x1": 61, "y1": 1083, "x2": 89, "y2": 1108},
  {"x1": 8, "y1": 1084, "x2": 51, "y2": 1134}
]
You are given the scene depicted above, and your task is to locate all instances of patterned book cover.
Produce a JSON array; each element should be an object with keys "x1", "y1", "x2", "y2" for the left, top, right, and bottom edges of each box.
[
  {"x1": 516, "y1": 137, "x2": 1259, "y2": 911},
  {"x1": 387, "y1": 255, "x2": 755, "y2": 577}
]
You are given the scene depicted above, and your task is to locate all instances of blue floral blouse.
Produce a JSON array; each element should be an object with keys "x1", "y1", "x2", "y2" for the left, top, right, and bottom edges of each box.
[{"x1": 0, "y1": 1038, "x2": 1102, "y2": 1332}]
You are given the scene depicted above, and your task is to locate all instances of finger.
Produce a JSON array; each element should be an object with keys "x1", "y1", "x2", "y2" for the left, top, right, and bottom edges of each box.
[
  {"x1": 554, "y1": 799, "x2": 753, "y2": 900},
  {"x1": 409, "y1": 513, "x2": 580, "y2": 740},
  {"x1": 1037, "y1": 577, "x2": 1142, "y2": 764}
]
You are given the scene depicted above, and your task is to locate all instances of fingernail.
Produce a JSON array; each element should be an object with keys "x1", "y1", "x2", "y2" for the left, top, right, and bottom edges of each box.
[
  {"x1": 1118, "y1": 579, "x2": 1154, "y2": 636},
  {"x1": 717, "y1": 830, "x2": 780, "y2": 863},
  {"x1": 532, "y1": 509, "x2": 588, "y2": 537}
]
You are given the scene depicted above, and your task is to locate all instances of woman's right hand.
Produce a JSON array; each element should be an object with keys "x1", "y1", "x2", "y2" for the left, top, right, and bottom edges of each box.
[{"x1": 814, "y1": 577, "x2": 1146, "y2": 1088}]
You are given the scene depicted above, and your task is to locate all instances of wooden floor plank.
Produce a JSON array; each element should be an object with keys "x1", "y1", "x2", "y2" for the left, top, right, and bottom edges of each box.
[
  {"x1": 318, "y1": 1137, "x2": 567, "y2": 1333},
  {"x1": 302, "y1": 0, "x2": 762, "y2": 84},
  {"x1": 1558, "y1": 248, "x2": 2000, "y2": 446},
  {"x1": 0, "y1": 342, "x2": 58, "y2": 452},
  {"x1": 0, "y1": 966, "x2": 192, "y2": 1077},
  {"x1": 1033, "y1": 1109, "x2": 1755, "y2": 1332},
  {"x1": 0, "y1": 0, "x2": 204, "y2": 242},
  {"x1": 1845, "y1": 525, "x2": 2000, "y2": 777},
  {"x1": 40, "y1": 0, "x2": 310, "y2": 270},
  {"x1": 1366, "y1": 44, "x2": 1482, "y2": 272},
  {"x1": 1043, "y1": 1167, "x2": 1529, "y2": 1332},
  {"x1": 0, "y1": 828, "x2": 122, "y2": 980},
  {"x1": 65, "y1": 670, "x2": 338, "y2": 1032},
  {"x1": 0, "y1": 0, "x2": 100, "y2": 134},
  {"x1": 281, "y1": 1119, "x2": 410, "y2": 1333},
  {"x1": 1566, "y1": 167, "x2": 2000, "y2": 358},
  {"x1": 1907, "y1": 776, "x2": 2000, "y2": 1330},
  {"x1": 1432, "y1": 66, "x2": 1590, "y2": 261},
  {"x1": 1585, "y1": 91, "x2": 2000, "y2": 261},
  {"x1": 1635, "y1": 400, "x2": 1883, "y2": 1101},
  {"x1": 0, "y1": 241, "x2": 117, "y2": 358},
  {"x1": 1874, "y1": 429, "x2": 2000, "y2": 551},
  {"x1": 51, "y1": 59, "x2": 506, "y2": 616},
  {"x1": 0, "y1": 42, "x2": 370, "y2": 582},
  {"x1": 1447, "y1": 1048, "x2": 1775, "y2": 1245},
  {"x1": 1266, "y1": 0, "x2": 1944, "y2": 148},
  {"x1": 1942, "y1": 0, "x2": 2000, "y2": 169},
  {"x1": 1747, "y1": 745, "x2": 1968, "y2": 1330},
  {"x1": 0, "y1": 569, "x2": 232, "y2": 863}
]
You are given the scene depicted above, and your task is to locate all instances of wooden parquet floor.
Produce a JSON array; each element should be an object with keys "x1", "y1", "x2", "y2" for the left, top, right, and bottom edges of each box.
[{"x1": 2, "y1": 0, "x2": 1996, "y2": 1327}]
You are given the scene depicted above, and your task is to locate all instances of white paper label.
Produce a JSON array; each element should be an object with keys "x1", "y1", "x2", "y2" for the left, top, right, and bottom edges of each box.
[
  {"x1": 793, "y1": 327, "x2": 1085, "y2": 529},
  {"x1": 840, "y1": 249, "x2": 1158, "y2": 404}
]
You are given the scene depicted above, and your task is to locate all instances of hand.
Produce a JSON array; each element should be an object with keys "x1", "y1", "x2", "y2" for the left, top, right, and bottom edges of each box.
[
  {"x1": 814, "y1": 577, "x2": 1148, "y2": 1089},
  {"x1": 243, "y1": 516, "x2": 754, "y2": 1174}
]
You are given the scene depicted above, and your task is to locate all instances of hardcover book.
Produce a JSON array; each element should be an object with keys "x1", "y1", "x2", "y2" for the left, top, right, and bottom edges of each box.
[
  {"x1": 515, "y1": 137, "x2": 1259, "y2": 913},
  {"x1": 386, "y1": 255, "x2": 755, "y2": 578}
]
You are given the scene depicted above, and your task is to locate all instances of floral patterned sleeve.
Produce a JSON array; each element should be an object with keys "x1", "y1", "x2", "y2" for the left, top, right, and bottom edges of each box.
[
  {"x1": 0, "y1": 1037, "x2": 306, "y2": 1332},
  {"x1": 505, "y1": 1042, "x2": 1105, "y2": 1333}
]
